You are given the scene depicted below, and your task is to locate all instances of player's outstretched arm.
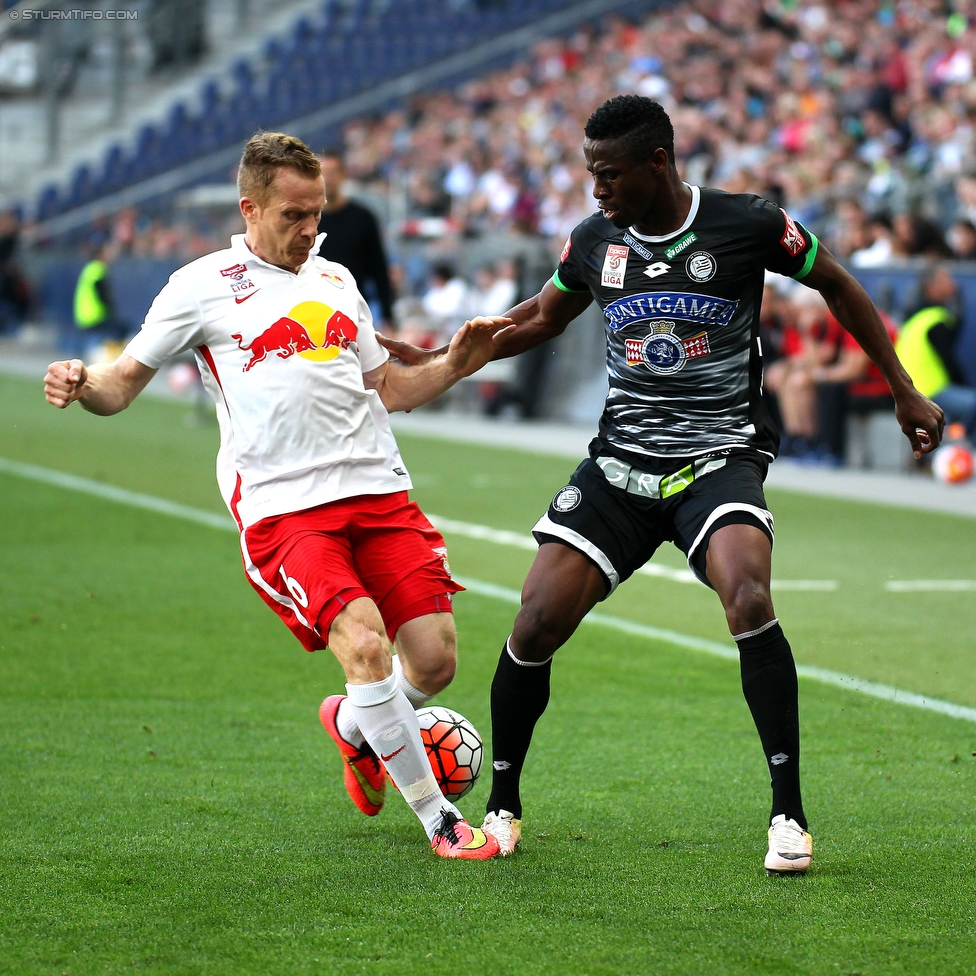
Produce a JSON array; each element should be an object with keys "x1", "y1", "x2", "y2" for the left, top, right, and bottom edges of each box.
[
  {"x1": 44, "y1": 354, "x2": 157, "y2": 416},
  {"x1": 800, "y1": 246, "x2": 945, "y2": 458},
  {"x1": 375, "y1": 279, "x2": 592, "y2": 365},
  {"x1": 365, "y1": 316, "x2": 515, "y2": 413}
]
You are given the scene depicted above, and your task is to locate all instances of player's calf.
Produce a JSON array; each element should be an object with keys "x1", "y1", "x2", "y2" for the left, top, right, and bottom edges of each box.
[{"x1": 394, "y1": 612, "x2": 458, "y2": 701}]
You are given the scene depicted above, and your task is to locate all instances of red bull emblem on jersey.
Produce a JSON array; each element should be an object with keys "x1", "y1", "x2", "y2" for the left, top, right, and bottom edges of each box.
[
  {"x1": 231, "y1": 301, "x2": 358, "y2": 372},
  {"x1": 320, "y1": 271, "x2": 345, "y2": 288},
  {"x1": 625, "y1": 321, "x2": 711, "y2": 374}
]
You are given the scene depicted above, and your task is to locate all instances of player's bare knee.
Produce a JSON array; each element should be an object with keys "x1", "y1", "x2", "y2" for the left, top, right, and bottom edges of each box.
[
  {"x1": 341, "y1": 626, "x2": 391, "y2": 682},
  {"x1": 724, "y1": 580, "x2": 774, "y2": 635},
  {"x1": 410, "y1": 642, "x2": 457, "y2": 694},
  {"x1": 512, "y1": 601, "x2": 565, "y2": 661},
  {"x1": 426, "y1": 652, "x2": 457, "y2": 694}
]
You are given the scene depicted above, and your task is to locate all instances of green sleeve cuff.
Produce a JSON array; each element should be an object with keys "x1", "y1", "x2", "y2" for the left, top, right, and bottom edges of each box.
[
  {"x1": 792, "y1": 233, "x2": 819, "y2": 280},
  {"x1": 551, "y1": 269, "x2": 589, "y2": 293}
]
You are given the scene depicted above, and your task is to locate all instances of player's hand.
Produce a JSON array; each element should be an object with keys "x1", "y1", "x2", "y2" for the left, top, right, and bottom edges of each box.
[
  {"x1": 375, "y1": 333, "x2": 447, "y2": 365},
  {"x1": 44, "y1": 359, "x2": 88, "y2": 409},
  {"x1": 894, "y1": 388, "x2": 945, "y2": 458},
  {"x1": 445, "y1": 316, "x2": 517, "y2": 377}
]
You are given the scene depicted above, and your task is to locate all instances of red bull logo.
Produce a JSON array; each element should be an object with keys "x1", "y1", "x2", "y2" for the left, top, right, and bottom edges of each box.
[{"x1": 231, "y1": 301, "x2": 358, "y2": 372}]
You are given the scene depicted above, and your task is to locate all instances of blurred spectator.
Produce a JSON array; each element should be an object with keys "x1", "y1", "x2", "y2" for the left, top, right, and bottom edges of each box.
[
  {"x1": 896, "y1": 265, "x2": 976, "y2": 436},
  {"x1": 422, "y1": 263, "x2": 469, "y2": 337},
  {"x1": 316, "y1": 152, "x2": 396, "y2": 327},
  {"x1": 947, "y1": 218, "x2": 976, "y2": 259},
  {"x1": 851, "y1": 214, "x2": 898, "y2": 267},
  {"x1": 764, "y1": 289, "x2": 842, "y2": 455},
  {"x1": 765, "y1": 287, "x2": 901, "y2": 463},
  {"x1": 811, "y1": 312, "x2": 900, "y2": 462},
  {"x1": 892, "y1": 214, "x2": 953, "y2": 259},
  {"x1": 0, "y1": 209, "x2": 30, "y2": 336},
  {"x1": 469, "y1": 259, "x2": 519, "y2": 317},
  {"x1": 73, "y1": 242, "x2": 128, "y2": 358},
  {"x1": 759, "y1": 274, "x2": 792, "y2": 432}
]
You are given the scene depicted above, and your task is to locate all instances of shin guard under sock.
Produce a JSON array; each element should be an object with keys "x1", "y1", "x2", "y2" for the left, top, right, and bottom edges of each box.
[
  {"x1": 336, "y1": 654, "x2": 434, "y2": 749},
  {"x1": 735, "y1": 619, "x2": 806, "y2": 830},
  {"x1": 485, "y1": 638, "x2": 552, "y2": 820},
  {"x1": 347, "y1": 674, "x2": 459, "y2": 839}
]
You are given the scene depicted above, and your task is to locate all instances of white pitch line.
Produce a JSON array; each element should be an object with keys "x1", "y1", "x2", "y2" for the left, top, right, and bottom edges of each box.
[
  {"x1": 886, "y1": 580, "x2": 976, "y2": 592},
  {"x1": 0, "y1": 457, "x2": 236, "y2": 532},
  {"x1": 427, "y1": 513, "x2": 837, "y2": 590},
  {"x1": 456, "y1": 577, "x2": 976, "y2": 725},
  {"x1": 2, "y1": 456, "x2": 973, "y2": 725}
]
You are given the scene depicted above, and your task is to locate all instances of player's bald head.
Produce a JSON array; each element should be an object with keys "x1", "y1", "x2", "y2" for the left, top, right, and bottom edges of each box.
[{"x1": 584, "y1": 95, "x2": 675, "y2": 167}]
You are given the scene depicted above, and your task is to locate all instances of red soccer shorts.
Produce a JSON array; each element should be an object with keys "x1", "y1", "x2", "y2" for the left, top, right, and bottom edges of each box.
[{"x1": 240, "y1": 491, "x2": 463, "y2": 651}]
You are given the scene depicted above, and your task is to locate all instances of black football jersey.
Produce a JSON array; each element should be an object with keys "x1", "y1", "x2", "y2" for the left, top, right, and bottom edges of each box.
[{"x1": 554, "y1": 185, "x2": 819, "y2": 468}]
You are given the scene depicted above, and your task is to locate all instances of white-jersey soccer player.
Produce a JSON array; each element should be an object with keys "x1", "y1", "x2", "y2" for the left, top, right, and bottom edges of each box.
[{"x1": 44, "y1": 132, "x2": 514, "y2": 860}]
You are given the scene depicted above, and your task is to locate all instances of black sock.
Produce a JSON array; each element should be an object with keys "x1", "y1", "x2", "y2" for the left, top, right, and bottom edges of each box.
[
  {"x1": 485, "y1": 640, "x2": 552, "y2": 820},
  {"x1": 736, "y1": 620, "x2": 807, "y2": 830}
]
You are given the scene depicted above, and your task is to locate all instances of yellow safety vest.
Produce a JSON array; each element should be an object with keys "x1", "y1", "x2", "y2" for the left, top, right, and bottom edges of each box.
[
  {"x1": 73, "y1": 260, "x2": 109, "y2": 328},
  {"x1": 895, "y1": 305, "x2": 953, "y2": 398}
]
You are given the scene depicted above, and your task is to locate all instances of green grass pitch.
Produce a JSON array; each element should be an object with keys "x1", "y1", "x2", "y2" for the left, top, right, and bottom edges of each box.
[{"x1": 2, "y1": 373, "x2": 976, "y2": 974}]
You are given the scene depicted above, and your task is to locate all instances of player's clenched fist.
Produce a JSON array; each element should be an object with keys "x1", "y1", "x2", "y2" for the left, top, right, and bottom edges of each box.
[{"x1": 44, "y1": 359, "x2": 88, "y2": 409}]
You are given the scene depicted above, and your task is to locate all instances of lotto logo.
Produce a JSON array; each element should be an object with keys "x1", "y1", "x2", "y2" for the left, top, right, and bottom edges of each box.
[{"x1": 779, "y1": 210, "x2": 804, "y2": 256}]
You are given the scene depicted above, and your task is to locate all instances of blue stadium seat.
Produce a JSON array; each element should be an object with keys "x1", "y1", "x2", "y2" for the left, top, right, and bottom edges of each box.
[
  {"x1": 35, "y1": 0, "x2": 596, "y2": 222},
  {"x1": 37, "y1": 185, "x2": 61, "y2": 221}
]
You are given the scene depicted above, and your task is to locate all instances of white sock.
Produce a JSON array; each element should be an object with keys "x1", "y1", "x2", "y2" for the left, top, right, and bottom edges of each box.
[
  {"x1": 346, "y1": 673, "x2": 461, "y2": 839},
  {"x1": 393, "y1": 653, "x2": 434, "y2": 709},
  {"x1": 336, "y1": 654, "x2": 432, "y2": 748},
  {"x1": 335, "y1": 698, "x2": 366, "y2": 748}
]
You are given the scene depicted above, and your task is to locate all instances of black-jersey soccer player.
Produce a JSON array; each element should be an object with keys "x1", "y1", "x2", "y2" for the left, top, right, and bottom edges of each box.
[{"x1": 380, "y1": 96, "x2": 944, "y2": 873}]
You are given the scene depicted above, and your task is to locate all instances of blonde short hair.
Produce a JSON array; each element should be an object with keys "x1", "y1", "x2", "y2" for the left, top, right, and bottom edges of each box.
[{"x1": 237, "y1": 131, "x2": 321, "y2": 203}]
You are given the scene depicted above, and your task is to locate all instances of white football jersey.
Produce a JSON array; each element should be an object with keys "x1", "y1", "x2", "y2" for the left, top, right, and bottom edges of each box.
[{"x1": 124, "y1": 233, "x2": 411, "y2": 529}]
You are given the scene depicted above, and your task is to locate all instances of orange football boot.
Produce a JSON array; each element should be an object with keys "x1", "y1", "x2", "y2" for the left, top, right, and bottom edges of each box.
[
  {"x1": 319, "y1": 695, "x2": 386, "y2": 816},
  {"x1": 431, "y1": 810, "x2": 500, "y2": 859}
]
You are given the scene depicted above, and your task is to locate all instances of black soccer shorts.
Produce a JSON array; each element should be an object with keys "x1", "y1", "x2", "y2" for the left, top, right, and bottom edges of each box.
[{"x1": 532, "y1": 451, "x2": 774, "y2": 596}]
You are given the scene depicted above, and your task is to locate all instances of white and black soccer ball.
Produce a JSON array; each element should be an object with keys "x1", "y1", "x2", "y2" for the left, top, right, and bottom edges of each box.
[{"x1": 415, "y1": 705, "x2": 484, "y2": 801}]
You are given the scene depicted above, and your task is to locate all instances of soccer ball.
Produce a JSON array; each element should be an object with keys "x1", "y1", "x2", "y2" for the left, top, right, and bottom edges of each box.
[
  {"x1": 933, "y1": 444, "x2": 974, "y2": 484},
  {"x1": 416, "y1": 706, "x2": 483, "y2": 801}
]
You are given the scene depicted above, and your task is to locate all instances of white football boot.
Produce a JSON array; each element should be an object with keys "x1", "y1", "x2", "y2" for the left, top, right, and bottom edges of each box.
[
  {"x1": 765, "y1": 815, "x2": 813, "y2": 875},
  {"x1": 482, "y1": 810, "x2": 522, "y2": 856}
]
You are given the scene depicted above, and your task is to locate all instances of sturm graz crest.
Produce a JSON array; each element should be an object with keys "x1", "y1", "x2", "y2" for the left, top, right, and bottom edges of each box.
[
  {"x1": 685, "y1": 251, "x2": 717, "y2": 282},
  {"x1": 552, "y1": 485, "x2": 582, "y2": 512}
]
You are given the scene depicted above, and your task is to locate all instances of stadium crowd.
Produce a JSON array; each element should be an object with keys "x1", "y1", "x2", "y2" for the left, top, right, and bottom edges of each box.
[
  {"x1": 340, "y1": 0, "x2": 976, "y2": 262},
  {"x1": 10, "y1": 0, "x2": 976, "y2": 463},
  {"x1": 26, "y1": 0, "x2": 976, "y2": 266}
]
